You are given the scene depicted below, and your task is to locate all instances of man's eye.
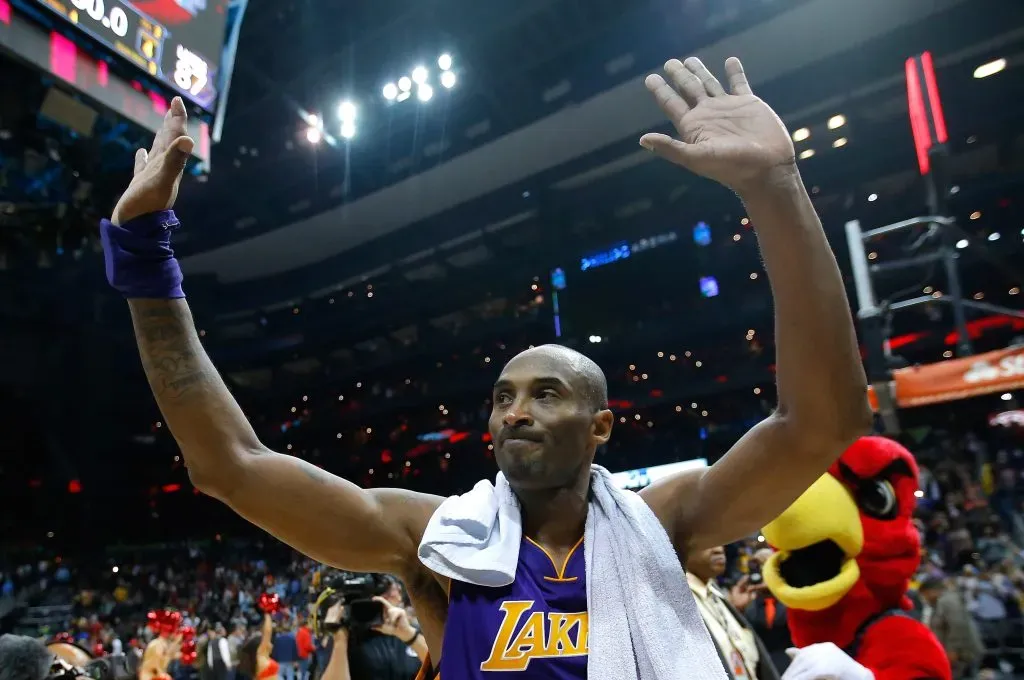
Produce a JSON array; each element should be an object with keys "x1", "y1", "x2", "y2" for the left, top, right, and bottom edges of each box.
[
  {"x1": 496, "y1": 393, "x2": 512, "y2": 405},
  {"x1": 538, "y1": 390, "x2": 559, "y2": 400}
]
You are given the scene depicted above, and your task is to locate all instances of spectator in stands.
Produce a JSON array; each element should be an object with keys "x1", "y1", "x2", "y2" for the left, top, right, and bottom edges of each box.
[
  {"x1": 737, "y1": 548, "x2": 792, "y2": 673},
  {"x1": 918, "y1": 576, "x2": 985, "y2": 678},
  {"x1": 295, "y1": 613, "x2": 315, "y2": 680},
  {"x1": 271, "y1": 616, "x2": 298, "y2": 680},
  {"x1": 685, "y1": 546, "x2": 779, "y2": 680},
  {"x1": 201, "y1": 623, "x2": 233, "y2": 680}
]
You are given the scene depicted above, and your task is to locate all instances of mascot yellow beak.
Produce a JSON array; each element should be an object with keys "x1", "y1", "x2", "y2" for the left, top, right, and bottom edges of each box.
[{"x1": 762, "y1": 473, "x2": 864, "y2": 611}]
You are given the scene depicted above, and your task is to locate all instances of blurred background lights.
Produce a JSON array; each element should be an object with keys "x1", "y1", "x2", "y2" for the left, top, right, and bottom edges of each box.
[
  {"x1": 411, "y1": 66, "x2": 428, "y2": 85},
  {"x1": 440, "y1": 70, "x2": 457, "y2": 89},
  {"x1": 438, "y1": 53, "x2": 453, "y2": 70}
]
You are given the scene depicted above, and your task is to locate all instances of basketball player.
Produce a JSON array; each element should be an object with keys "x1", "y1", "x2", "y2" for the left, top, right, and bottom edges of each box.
[{"x1": 105, "y1": 57, "x2": 870, "y2": 677}]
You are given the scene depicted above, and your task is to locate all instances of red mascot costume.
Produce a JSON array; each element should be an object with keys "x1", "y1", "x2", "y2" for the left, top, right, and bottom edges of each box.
[{"x1": 761, "y1": 436, "x2": 951, "y2": 679}]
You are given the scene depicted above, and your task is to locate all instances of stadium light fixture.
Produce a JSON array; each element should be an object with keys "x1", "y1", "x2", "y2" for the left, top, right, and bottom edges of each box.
[
  {"x1": 827, "y1": 114, "x2": 846, "y2": 129},
  {"x1": 440, "y1": 70, "x2": 456, "y2": 89},
  {"x1": 956, "y1": 239, "x2": 969, "y2": 249},
  {"x1": 792, "y1": 127, "x2": 810, "y2": 142},
  {"x1": 398, "y1": 77, "x2": 412, "y2": 92},
  {"x1": 798, "y1": 148, "x2": 815, "y2": 159},
  {"x1": 382, "y1": 83, "x2": 398, "y2": 100},
  {"x1": 833, "y1": 137, "x2": 847, "y2": 148},
  {"x1": 988, "y1": 232, "x2": 1001, "y2": 242},
  {"x1": 418, "y1": 84, "x2": 434, "y2": 102},
  {"x1": 438, "y1": 53, "x2": 453, "y2": 71},
  {"x1": 973, "y1": 58, "x2": 1006, "y2": 79},
  {"x1": 411, "y1": 66, "x2": 429, "y2": 85},
  {"x1": 338, "y1": 100, "x2": 356, "y2": 121},
  {"x1": 306, "y1": 126, "x2": 322, "y2": 144},
  {"x1": 340, "y1": 121, "x2": 356, "y2": 139}
]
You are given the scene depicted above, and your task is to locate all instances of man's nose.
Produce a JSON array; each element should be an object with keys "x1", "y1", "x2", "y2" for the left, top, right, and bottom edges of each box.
[{"x1": 502, "y1": 407, "x2": 534, "y2": 427}]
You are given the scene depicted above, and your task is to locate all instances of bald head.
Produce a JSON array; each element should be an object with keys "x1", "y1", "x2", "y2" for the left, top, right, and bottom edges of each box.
[{"x1": 508, "y1": 344, "x2": 608, "y2": 412}]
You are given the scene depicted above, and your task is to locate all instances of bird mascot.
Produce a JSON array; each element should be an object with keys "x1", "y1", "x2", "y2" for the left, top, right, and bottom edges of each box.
[{"x1": 761, "y1": 436, "x2": 951, "y2": 679}]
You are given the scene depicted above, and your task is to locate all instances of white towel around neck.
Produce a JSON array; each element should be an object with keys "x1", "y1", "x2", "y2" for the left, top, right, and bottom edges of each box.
[{"x1": 418, "y1": 464, "x2": 726, "y2": 679}]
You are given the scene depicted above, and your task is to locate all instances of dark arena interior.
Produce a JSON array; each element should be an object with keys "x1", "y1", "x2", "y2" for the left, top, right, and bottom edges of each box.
[{"x1": 2, "y1": 0, "x2": 1024, "y2": 678}]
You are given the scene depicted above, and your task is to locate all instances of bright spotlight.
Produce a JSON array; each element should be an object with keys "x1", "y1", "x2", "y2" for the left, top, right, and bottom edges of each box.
[
  {"x1": 338, "y1": 100, "x2": 356, "y2": 121},
  {"x1": 832, "y1": 137, "x2": 847, "y2": 148},
  {"x1": 956, "y1": 238, "x2": 969, "y2": 249},
  {"x1": 974, "y1": 58, "x2": 1006, "y2": 79},
  {"x1": 588, "y1": 335, "x2": 602, "y2": 343},
  {"x1": 798, "y1": 148, "x2": 815, "y2": 159},
  {"x1": 306, "y1": 126, "x2": 322, "y2": 144},
  {"x1": 1002, "y1": 392, "x2": 1013, "y2": 401},
  {"x1": 382, "y1": 83, "x2": 398, "y2": 100},
  {"x1": 417, "y1": 83, "x2": 433, "y2": 102},
  {"x1": 398, "y1": 77, "x2": 412, "y2": 92},
  {"x1": 340, "y1": 121, "x2": 356, "y2": 139},
  {"x1": 989, "y1": 232, "x2": 1001, "y2": 242},
  {"x1": 438, "y1": 53, "x2": 453, "y2": 71},
  {"x1": 411, "y1": 66, "x2": 428, "y2": 85},
  {"x1": 396, "y1": 90, "x2": 411, "y2": 102},
  {"x1": 440, "y1": 70, "x2": 457, "y2": 89},
  {"x1": 792, "y1": 127, "x2": 810, "y2": 142},
  {"x1": 827, "y1": 114, "x2": 846, "y2": 129}
]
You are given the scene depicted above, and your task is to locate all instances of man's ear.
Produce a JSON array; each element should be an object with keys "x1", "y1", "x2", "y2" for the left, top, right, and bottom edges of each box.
[{"x1": 592, "y1": 409, "x2": 614, "y2": 446}]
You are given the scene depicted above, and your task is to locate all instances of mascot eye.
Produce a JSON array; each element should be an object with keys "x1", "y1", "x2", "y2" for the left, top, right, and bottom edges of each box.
[{"x1": 858, "y1": 480, "x2": 898, "y2": 520}]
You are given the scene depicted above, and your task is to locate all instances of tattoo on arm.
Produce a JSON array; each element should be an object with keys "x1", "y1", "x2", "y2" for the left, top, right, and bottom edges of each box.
[{"x1": 131, "y1": 301, "x2": 213, "y2": 401}]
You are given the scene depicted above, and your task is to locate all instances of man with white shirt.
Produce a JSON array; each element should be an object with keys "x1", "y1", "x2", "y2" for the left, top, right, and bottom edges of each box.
[
  {"x1": 202, "y1": 623, "x2": 233, "y2": 680},
  {"x1": 686, "y1": 546, "x2": 780, "y2": 680}
]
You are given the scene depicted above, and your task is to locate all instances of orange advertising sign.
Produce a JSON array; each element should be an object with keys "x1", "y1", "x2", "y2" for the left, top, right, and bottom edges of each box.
[{"x1": 868, "y1": 346, "x2": 1024, "y2": 410}]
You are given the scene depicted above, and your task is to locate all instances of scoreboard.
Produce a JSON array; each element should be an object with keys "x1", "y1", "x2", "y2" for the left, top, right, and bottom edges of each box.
[{"x1": 29, "y1": 0, "x2": 229, "y2": 111}]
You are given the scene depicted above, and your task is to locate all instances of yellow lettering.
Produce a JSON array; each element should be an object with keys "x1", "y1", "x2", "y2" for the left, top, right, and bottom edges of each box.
[
  {"x1": 480, "y1": 601, "x2": 534, "y2": 671},
  {"x1": 480, "y1": 603, "x2": 589, "y2": 672},
  {"x1": 545, "y1": 612, "x2": 588, "y2": 655}
]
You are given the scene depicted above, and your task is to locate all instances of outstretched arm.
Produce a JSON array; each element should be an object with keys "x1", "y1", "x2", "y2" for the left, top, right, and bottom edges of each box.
[
  {"x1": 638, "y1": 58, "x2": 871, "y2": 551},
  {"x1": 107, "y1": 98, "x2": 441, "y2": 575}
]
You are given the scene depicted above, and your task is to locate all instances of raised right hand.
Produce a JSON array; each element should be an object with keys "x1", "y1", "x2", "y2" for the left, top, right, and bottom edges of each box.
[{"x1": 111, "y1": 96, "x2": 194, "y2": 225}]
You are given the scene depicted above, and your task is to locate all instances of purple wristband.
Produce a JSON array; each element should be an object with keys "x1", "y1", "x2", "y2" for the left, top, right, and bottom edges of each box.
[{"x1": 100, "y1": 210, "x2": 185, "y2": 299}]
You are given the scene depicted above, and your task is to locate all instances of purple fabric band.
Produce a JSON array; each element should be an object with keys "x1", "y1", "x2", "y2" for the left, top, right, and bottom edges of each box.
[{"x1": 100, "y1": 210, "x2": 185, "y2": 299}]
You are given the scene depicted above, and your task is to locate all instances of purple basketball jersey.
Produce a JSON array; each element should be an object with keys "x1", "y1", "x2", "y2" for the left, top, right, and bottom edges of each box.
[{"x1": 439, "y1": 536, "x2": 588, "y2": 678}]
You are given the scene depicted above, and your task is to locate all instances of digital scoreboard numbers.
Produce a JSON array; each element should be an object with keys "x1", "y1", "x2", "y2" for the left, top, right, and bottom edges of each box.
[{"x1": 30, "y1": 0, "x2": 221, "y2": 111}]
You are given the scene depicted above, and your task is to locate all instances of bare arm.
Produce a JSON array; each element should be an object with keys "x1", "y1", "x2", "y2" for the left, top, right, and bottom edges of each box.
[
  {"x1": 639, "y1": 57, "x2": 871, "y2": 551},
  {"x1": 320, "y1": 630, "x2": 351, "y2": 680},
  {"x1": 257, "y1": 614, "x2": 273, "y2": 659},
  {"x1": 129, "y1": 298, "x2": 442, "y2": 573}
]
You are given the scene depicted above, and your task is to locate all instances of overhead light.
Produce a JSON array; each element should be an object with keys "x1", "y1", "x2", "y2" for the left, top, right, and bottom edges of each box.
[
  {"x1": 974, "y1": 58, "x2": 1007, "y2": 79},
  {"x1": 438, "y1": 53, "x2": 453, "y2": 71},
  {"x1": 798, "y1": 148, "x2": 815, "y2": 159},
  {"x1": 988, "y1": 232, "x2": 1001, "y2": 241},
  {"x1": 340, "y1": 121, "x2": 356, "y2": 139},
  {"x1": 440, "y1": 70, "x2": 457, "y2": 89},
  {"x1": 827, "y1": 114, "x2": 846, "y2": 129},
  {"x1": 411, "y1": 66, "x2": 429, "y2": 84},
  {"x1": 956, "y1": 238, "x2": 969, "y2": 249},
  {"x1": 338, "y1": 100, "x2": 356, "y2": 121},
  {"x1": 868, "y1": 193, "x2": 878, "y2": 202},
  {"x1": 396, "y1": 90, "x2": 411, "y2": 102},
  {"x1": 832, "y1": 137, "x2": 847, "y2": 148},
  {"x1": 1002, "y1": 393, "x2": 1013, "y2": 401},
  {"x1": 382, "y1": 83, "x2": 398, "y2": 100},
  {"x1": 970, "y1": 211, "x2": 981, "y2": 220},
  {"x1": 417, "y1": 84, "x2": 434, "y2": 102},
  {"x1": 792, "y1": 127, "x2": 810, "y2": 142},
  {"x1": 306, "y1": 127, "x2": 322, "y2": 144},
  {"x1": 398, "y1": 77, "x2": 412, "y2": 92},
  {"x1": 588, "y1": 335, "x2": 602, "y2": 343}
]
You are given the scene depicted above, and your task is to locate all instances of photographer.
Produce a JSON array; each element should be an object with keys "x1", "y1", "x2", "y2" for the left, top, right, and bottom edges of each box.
[{"x1": 312, "y1": 575, "x2": 424, "y2": 680}]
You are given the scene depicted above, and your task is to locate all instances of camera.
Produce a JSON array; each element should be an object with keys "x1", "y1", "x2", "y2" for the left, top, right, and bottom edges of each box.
[
  {"x1": 81, "y1": 653, "x2": 138, "y2": 680},
  {"x1": 313, "y1": 571, "x2": 389, "y2": 636},
  {"x1": 748, "y1": 560, "x2": 763, "y2": 586}
]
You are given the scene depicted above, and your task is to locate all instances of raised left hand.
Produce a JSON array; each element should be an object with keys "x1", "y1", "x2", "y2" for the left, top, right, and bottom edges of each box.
[
  {"x1": 641, "y1": 57, "x2": 795, "y2": 194},
  {"x1": 783, "y1": 643, "x2": 874, "y2": 680}
]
